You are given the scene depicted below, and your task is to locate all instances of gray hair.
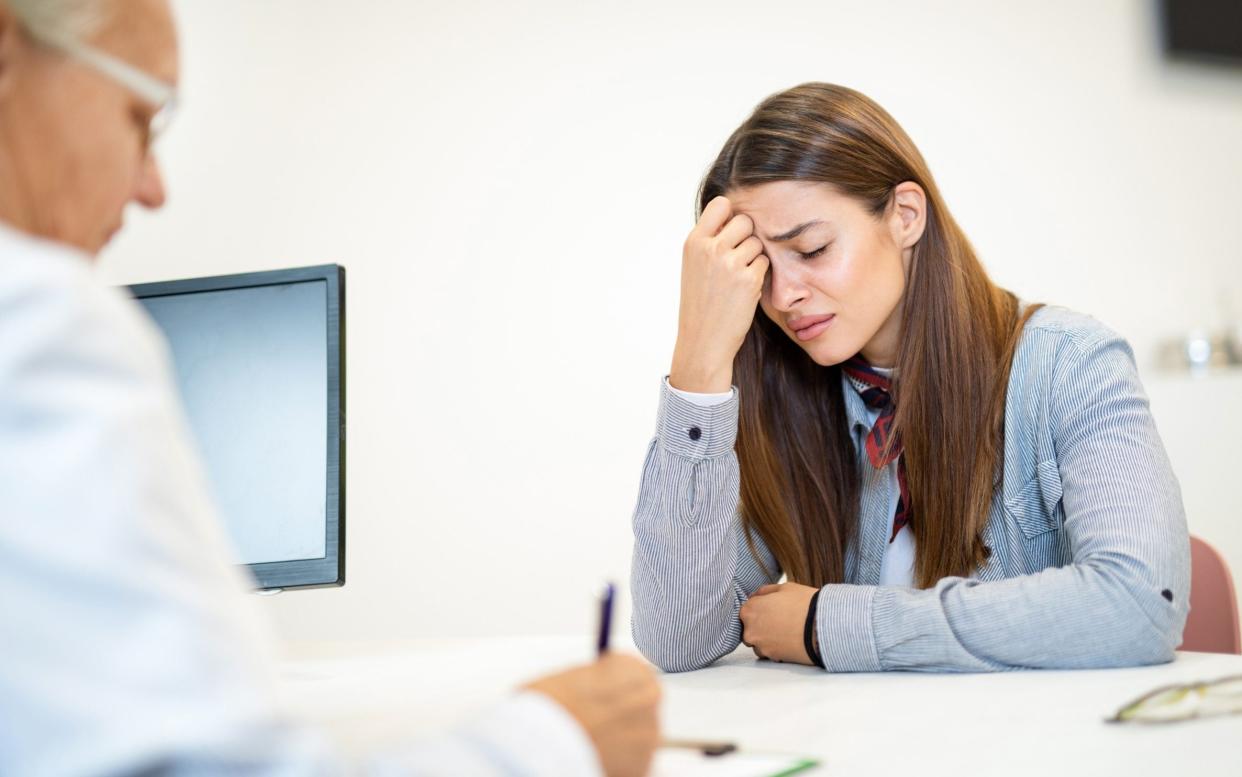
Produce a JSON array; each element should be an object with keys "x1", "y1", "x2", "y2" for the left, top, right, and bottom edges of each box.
[{"x1": 7, "y1": 0, "x2": 109, "y2": 45}]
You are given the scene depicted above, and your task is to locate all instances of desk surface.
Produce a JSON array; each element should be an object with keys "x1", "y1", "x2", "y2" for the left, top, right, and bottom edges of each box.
[{"x1": 277, "y1": 637, "x2": 1242, "y2": 776}]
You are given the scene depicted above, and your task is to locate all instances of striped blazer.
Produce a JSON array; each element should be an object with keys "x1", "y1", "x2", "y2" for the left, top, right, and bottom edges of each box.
[{"x1": 630, "y1": 305, "x2": 1190, "y2": 672}]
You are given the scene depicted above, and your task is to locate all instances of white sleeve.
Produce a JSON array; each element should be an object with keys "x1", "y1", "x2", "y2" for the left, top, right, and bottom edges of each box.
[
  {"x1": 372, "y1": 692, "x2": 601, "y2": 776},
  {"x1": 0, "y1": 236, "x2": 598, "y2": 776},
  {"x1": 0, "y1": 238, "x2": 340, "y2": 775},
  {"x1": 664, "y1": 375, "x2": 735, "y2": 407}
]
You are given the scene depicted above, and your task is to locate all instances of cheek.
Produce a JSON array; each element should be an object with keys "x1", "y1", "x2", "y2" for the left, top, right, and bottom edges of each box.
[
  {"x1": 61, "y1": 120, "x2": 139, "y2": 231},
  {"x1": 758, "y1": 285, "x2": 794, "y2": 340},
  {"x1": 15, "y1": 73, "x2": 138, "y2": 250},
  {"x1": 758, "y1": 290, "x2": 776, "y2": 321},
  {"x1": 841, "y1": 240, "x2": 905, "y2": 310}
]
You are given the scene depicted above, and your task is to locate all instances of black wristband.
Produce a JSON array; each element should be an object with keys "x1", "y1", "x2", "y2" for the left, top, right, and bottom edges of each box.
[{"x1": 803, "y1": 589, "x2": 825, "y2": 669}]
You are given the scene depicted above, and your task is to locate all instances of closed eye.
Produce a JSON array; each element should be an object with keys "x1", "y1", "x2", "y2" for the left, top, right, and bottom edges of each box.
[{"x1": 799, "y1": 245, "x2": 829, "y2": 260}]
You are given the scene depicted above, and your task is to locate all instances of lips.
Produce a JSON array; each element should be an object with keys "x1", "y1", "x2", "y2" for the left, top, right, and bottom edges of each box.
[{"x1": 788, "y1": 314, "x2": 835, "y2": 342}]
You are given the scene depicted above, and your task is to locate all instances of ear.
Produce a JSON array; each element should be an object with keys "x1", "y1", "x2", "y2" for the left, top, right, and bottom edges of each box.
[{"x1": 887, "y1": 181, "x2": 927, "y2": 250}]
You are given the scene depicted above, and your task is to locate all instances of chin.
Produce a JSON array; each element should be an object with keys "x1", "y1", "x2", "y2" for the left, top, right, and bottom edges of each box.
[
  {"x1": 794, "y1": 339, "x2": 853, "y2": 368},
  {"x1": 51, "y1": 226, "x2": 107, "y2": 257},
  {"x1": 86, "y1": 227, "x2": 120, "y2": 257},
  {"x1": 808, "y1": 349, "x2": 849, "y2": 368}
]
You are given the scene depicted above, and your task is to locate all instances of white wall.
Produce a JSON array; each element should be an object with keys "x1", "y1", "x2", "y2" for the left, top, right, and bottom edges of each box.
[{"x1": 99, "y1": 0, "x2": 1242, "y2": 642}]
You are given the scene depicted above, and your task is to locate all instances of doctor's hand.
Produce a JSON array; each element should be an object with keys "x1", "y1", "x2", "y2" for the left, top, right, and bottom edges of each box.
[
  {"x1": 739, "y1": 582, "x2": 819, "y2": 665},
  {"x1": 523, "y1": 652, "x2": 661, "y2": 777},
  {"x1": 670, "y1": 195, "x2": 769, "y2": 394}
]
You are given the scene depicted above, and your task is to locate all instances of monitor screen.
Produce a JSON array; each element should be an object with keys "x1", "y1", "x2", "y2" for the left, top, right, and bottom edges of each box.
[
  {"x1": 129, "y1": 265, "x2": 345, "y2": 590},
  {"x1": 1159, "y1": 0, "x2": 1242, "y2": 65}
]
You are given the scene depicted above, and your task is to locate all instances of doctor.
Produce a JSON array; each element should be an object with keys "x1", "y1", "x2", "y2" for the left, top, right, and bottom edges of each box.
[{"x1": 0, "y1": 1, "x2": 660, "y2": 775}]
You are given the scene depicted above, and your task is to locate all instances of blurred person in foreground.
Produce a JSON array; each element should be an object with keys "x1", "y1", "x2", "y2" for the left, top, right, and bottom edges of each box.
[{"x1": 0, "y1": 1, "x2": 659, "y2": 774}]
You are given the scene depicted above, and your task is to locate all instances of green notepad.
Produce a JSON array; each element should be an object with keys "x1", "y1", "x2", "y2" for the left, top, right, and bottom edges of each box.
[{"x1": 652, "y1": 749, "x2": 820, "y2": 776}]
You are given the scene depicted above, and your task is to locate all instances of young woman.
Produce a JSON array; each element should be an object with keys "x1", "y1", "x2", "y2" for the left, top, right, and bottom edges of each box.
[{"x1": 630, "y1": 83, "x2": 1189, "y2": 673}]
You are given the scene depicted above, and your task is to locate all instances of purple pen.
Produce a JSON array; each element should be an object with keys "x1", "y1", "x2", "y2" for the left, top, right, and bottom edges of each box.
[{"x1": 597, "y1": 582, "x2": 615, "y2": 656}]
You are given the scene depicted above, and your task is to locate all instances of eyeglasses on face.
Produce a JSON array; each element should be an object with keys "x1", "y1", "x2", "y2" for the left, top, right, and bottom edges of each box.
[{"x1": 26, "y1": 26, "x2": 178, "y2": 154}]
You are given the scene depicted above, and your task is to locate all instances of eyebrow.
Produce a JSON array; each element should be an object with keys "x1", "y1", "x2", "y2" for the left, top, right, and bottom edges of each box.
[{"x1": 766, "y1": 220, "x2": 824, "y2": 242}]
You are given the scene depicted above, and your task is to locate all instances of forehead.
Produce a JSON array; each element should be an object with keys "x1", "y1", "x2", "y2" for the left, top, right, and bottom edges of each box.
[
  {"x1": 90, "y1": 0, "x2": 179, "y2": 84},
  {"x1": 726, "y1": 181, "x2": 866, "y2": 235}
]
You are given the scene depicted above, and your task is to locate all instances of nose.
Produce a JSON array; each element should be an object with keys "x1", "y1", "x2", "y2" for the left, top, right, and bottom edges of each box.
[
  {"x1": 133, "y1": 154, "x2": 167, "y2": 210},
  {"x1": 766, "y1": 257, "x2": 808, "y2": 312}
]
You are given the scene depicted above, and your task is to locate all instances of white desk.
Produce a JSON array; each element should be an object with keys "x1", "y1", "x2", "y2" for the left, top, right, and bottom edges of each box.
[{"x1": 278, "y1": 637, "x2": 1242, "y2": 776}]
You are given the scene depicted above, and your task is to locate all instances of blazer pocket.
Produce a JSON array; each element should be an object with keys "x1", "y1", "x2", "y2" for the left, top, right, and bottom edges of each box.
[{"x1": 1004, "y1": 460, "x2": 1063, "y2": 539}]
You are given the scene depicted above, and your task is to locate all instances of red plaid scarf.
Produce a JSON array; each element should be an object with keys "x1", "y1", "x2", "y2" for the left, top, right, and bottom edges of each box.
[{"x1": 842, "y1": 355, "x2": 911, "y2": 543}]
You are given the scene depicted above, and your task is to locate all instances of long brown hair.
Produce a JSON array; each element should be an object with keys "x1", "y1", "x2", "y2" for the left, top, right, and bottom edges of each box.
[{"x1": 700, "y1": 83, "x2": 1039, "y2": 589}]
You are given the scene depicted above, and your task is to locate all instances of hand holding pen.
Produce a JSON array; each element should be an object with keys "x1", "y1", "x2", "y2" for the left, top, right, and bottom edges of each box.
[{"x1": 522, "y1": 582, "x2": 661, "y2": 777}]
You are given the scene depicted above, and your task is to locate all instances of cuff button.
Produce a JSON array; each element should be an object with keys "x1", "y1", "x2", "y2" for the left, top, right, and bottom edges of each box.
[{"x1": 688, "y1": 426, "x2": 702, "y2": 441}]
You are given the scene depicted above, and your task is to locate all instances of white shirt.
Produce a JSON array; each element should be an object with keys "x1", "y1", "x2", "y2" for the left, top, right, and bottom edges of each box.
[
  {"x1": 0, "y1": 223, "x2": 600, "y2": 776},
  {"x1": 669, "y1": 376, "x2": 915, "y2": 587}
]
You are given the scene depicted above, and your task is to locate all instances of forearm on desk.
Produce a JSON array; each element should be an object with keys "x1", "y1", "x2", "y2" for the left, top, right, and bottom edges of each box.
[{"x1": 815, "y1": 557, "x2": 1185, "y2": 674}]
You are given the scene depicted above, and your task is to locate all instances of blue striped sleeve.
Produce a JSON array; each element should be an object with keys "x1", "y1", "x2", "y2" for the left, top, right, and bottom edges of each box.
[{"x1": 630, "y1": 377, "x2": 779, "y2": 672}]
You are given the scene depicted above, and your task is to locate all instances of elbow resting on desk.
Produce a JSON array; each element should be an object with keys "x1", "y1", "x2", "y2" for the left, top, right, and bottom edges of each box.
[
  {"x1": 1059, "y1": 560, "x2": 1187, "y2": 668},
  {"x1": 630, "y1": 601, "x2": 741, "y2": 674},
  {"x1": 1043, "y1": 550, "x2": 1189, "y2": 669},
  {"x1": 633, "y1": 633, "x2": 729, "y2": 675},
  {"x1": 631, "y1": 614, "x2": 735, "y2": 673}
]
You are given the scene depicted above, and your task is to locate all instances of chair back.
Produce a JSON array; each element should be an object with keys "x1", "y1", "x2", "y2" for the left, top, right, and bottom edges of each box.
[{"x1": 1180, "y1": 536, "x2": 1242, "y2": 654}]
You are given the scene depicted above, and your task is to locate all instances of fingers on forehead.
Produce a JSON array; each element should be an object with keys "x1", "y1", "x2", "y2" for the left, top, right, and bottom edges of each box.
[{"x1": 698, "y1": 196, "x2": 733, "y2": 234}]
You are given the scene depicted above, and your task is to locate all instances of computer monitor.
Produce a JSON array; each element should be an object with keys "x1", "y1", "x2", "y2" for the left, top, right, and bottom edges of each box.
[
  {"x1": 1158, "y1": 0, "x2": 1242, "y2": 66},
  {"x1": 129, "y1": 265, "x2": 345, "y2": 591}
]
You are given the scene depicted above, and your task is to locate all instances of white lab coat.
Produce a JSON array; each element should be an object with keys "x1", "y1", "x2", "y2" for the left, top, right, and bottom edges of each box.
[{"x1": 0, "y1": 223, "x2": 599, "y2": 777}]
